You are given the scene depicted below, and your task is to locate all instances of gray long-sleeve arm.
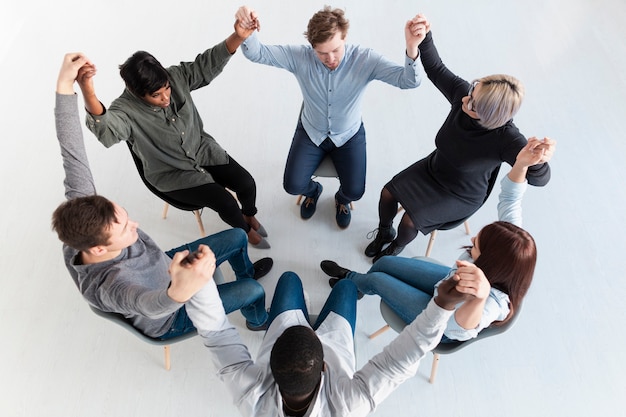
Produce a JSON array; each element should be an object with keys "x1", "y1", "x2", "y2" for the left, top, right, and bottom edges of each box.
[{"x1": 55, "y1": 93, "x2": 96, "y2": 200}]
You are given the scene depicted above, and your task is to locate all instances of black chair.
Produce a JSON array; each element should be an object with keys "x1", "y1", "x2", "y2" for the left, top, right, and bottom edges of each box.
[{"x1": 126, "y1": 143, "x2": 205, "y2": 236}]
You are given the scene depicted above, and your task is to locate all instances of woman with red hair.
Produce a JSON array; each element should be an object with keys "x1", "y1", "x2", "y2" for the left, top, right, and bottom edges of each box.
[{"x1": 321, "y1": 138, "x2": 552, "y2": 341}]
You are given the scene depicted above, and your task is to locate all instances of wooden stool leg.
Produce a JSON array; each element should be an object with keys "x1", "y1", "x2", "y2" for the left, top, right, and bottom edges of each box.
[
  {"x1": 368, "y1": 324, "x2": 391, "y2": 339},
  {"x1": 162, "y1": 203, "x2": 170, "y2": 219},
  {"x1": 463, "y1": 220, "x2": 471, "y2": 235},
  {"x1": 164, "y1": 345, "x2": 171, "y2": 371},
  {"x1": 425, "y1": 230, "x2": 438, "y2": 257},
  {"x1": 429, "y1": 352, "x2": 440, "y2": 383},
  {"x1": 296, "y1": 195, "x2": 303, "y2": 205},
  {"x1": 193, "y1": 210, "x2": 205, "y2": 236}
]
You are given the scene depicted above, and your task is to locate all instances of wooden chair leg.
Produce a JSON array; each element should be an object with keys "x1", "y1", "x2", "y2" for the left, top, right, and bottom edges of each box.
[
  {"x1": 164, "y1": 345, "x2": 171, "y2": 371},
  {"x1": 425, "y1": 230, "x2": 438, "y2": 257},
  {"x1": 368, "y1": 324, "x2": 391, "y2": 339},
  {"x1": 193, "y1": 210, "x2": 205, "y2": 236},
  {"x1": 296, "y1": 195, "x2": 303, "y2": 205},
  {"x1": 429, "y1": 352, "x2": 440, "y2": 383},
  {"x1": 463, "y1": 220, "x2": 471, "y2": 235},
  {"x1": 162, "y1": 203, "x2": 170, "y2": 219}
]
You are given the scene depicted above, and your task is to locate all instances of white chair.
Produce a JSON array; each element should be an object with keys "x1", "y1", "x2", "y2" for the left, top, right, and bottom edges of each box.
[{"x1": 296, "y1": 155, "x2": 354, "y2": 210}]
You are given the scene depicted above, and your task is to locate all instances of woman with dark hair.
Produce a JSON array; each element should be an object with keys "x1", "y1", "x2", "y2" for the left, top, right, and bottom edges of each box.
[
  {"x1": 364, "y1": 14, "x2": 556, "y2": 262},
  {"x1": 76, "y1": 21, "x2": 271, "y2": 248},
  {"x1": 321, "y1": 138, "x2": 551, "y2": 342}
]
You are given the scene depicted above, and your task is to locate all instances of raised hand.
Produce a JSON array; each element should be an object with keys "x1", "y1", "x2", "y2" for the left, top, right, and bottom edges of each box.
[
  {"x1": 405, "y1": 13, "x2": 430, "y2": 59},
  {"x1": 56, "y1": 53, "x2": 93, "y2": 94}
]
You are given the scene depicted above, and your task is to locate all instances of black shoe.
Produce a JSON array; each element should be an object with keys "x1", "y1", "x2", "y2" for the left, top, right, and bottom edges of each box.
[
  {"x1": 335, "y1": 198, "x2": 351, "y2": 229},
  {"x1": 364, "y1": 227, "x2": 396, "y2": 257},
  {"x1": 246, "y1": 320, "x2": 269, "y2": 331},
  {"x1": 372, "y1": 240, "x2": 406, "y2": 263},
  {"x1": 253, "y1": 257, "x2": 273, "y2": 280},
  {"x1": 300, "y1": 182, "x2": 323, "y2": 219},
  {"x1": 328, "y1": 278, "x2": 364, "y2": 300},
  {"x1": 320, "y1": 260, "x2": 351, "y2": 279}
]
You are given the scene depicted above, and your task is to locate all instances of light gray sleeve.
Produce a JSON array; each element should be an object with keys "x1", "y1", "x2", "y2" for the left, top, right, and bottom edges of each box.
[
  {"x1": 340, "y1": 300, "x2": 453, "y2": 413},
  {"x1": 497, "y1": 175, "x2": 528, "y2": 226},
  {"x1": 55, "y1": 93, "x2": 96, "y2": 200}
]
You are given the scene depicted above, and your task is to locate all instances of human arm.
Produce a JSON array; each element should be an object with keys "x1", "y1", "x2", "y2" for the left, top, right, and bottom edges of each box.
[
  {"x1": 73, "y1": 56, "x2": 105, "y2": 116},
  {"x1": 499, "y1": 137, "x2": 556, "y2": 225},
  {"x1": 55, "y1": 53, "x2": 97, "y2": 200},
  {"x1": 342, "y1": 279, "x2": 465, "y2": 411},
  {"x1": 225, "y1": 9, "x2": 259, "y2": 54},
  {"x1": 181, "y1": 260, "x2": 267, "y2": 415},
  {"x1": 404, "y1": 13, "x2": 430, "y2": 60},
  {"x1": 417, "y1": 19, "x2": 468, "y2": 104}
]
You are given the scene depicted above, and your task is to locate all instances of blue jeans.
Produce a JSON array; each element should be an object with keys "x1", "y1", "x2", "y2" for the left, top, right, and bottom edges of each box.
[
  {"x1": 267, "y1": 271, "x2": 357, "y2": 335},
  {"x1": 159, "y1": 229, "x2": 267, "y2": 339},
  {"x1": 349, "y1": 256, "x2": 451, "y2": 326},
  {"x1": 283, "y1": 121, "x2": 366, "y2": 205}
]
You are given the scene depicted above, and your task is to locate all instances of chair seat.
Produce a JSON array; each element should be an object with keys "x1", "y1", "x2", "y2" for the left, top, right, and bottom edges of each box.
[{"x1": 88, "y1": 267, "x2": 225, "y2": 370}]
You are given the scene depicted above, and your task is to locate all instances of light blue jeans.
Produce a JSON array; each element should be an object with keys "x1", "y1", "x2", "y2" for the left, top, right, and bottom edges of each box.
[
  {"x1": 283, "y1": 120, "x2": 367, "y2": 205},
  {"x1": 159, "y1": 229, "x2": 267, "y2": 339},
  {"x1": 267, "y1": 271, "x2": 358, "y2": 335},
  {"x1": 349, "y1": 256, "x2": 451, "y2": 326}
]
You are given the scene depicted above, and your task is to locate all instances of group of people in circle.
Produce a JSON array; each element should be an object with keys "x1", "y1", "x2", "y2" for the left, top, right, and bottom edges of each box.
[{"x1": 51, "y1": 5, "x2": 556, "y2": 417}]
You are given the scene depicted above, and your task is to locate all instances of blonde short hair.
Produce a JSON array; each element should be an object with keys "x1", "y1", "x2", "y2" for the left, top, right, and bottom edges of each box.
[{"x1": 473, "y1": 75, "x2": 525, "y2": 130}]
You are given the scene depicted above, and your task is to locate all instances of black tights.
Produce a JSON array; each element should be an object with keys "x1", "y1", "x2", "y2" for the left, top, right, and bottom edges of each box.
[
  {"x1": 163, "y1": 156, "x2": 257, "y2": 232},
  {"x1": 378, "y1": 187, "x2": 419, "y2": 246}
]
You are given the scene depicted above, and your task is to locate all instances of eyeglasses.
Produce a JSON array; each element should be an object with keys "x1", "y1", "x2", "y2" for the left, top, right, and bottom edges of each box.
[{"x1": 467, "y1": 81, "x2": 479, "y2": 112}]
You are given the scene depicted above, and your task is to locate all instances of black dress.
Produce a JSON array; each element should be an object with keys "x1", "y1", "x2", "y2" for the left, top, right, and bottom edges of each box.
[{"x1": 387, "y1": 32, "x2": 550, "y2": 234}]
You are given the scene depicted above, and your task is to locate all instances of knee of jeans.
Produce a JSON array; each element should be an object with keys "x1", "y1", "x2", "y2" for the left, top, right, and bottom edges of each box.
[
  {"x1": 240, "y1": 279, "x2": 266, "y2": 300},
  {"x1": 278, "y1": 271, "x2": 302, "y2": 287},
  {"x1": 334, "y1": 278, "x2": 357, "y2": 294},
  {"x1": 283, "y1": 178, "x2": 308, "y2": 196},
  {"x1": 231, "y1": 227, "x2": 248, "y2": 244}
]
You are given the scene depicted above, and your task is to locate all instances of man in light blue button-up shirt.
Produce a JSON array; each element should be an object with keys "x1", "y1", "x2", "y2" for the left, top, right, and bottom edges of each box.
[{"x1": 236, "y1": 6, "x2": 427, "y2": 228}]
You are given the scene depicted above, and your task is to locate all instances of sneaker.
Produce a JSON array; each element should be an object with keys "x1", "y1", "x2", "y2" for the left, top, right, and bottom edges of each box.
[
  {"x1": 364, "y1": 226, "x2": 396, "y2": 257},
  {"x1": 253, "y1": 257, "x2": 273, "y2": 280},
  {"x1": 328, "y1": 278, "x2": 364, "y2": 300},
  {"x1": 301, "y1": 182, "x2": 323, "y2": 219},
  {"x1": 372, "y1": 240, "x2": 406, "y2": 263},
  {"x1": 246, "y1": 320, "x2": 269, "y2": 331},
  {"x1": 335, "y1": 199, "x2": 351, "y2": 229},
  {"x1": 320, "y1": 260, "x2": 351, "y2": 279}
]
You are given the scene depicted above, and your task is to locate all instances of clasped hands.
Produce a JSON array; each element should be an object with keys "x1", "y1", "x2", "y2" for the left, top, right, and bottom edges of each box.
[
  {"x1": 167, "y1": 245, "x2": 217, "y2": 303},
  {"x1": 434, "y1": 260, "x2": 490, "y2": 310}
]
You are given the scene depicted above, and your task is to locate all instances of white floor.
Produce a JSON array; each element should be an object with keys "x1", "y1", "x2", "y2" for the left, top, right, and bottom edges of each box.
[{"x1": 2, "y1": 1, "x2": 625, "y2": 416}]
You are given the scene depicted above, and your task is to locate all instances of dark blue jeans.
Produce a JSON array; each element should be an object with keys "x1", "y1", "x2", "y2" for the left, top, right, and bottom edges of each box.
[
  {"x1": 267, "y1": 271, "x2": 357, "y2": 335},
  {"x1": 283, "y1": 121, "x2": 366, "y2": 205},
  {"x1": 159, "y1": 229, "x2": 267, "y2": 339}
]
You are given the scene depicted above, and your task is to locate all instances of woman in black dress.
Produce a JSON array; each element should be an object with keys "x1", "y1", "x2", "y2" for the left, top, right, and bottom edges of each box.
[{"x1": 365, "y1": 15, "x2": 555, "y2": 262}]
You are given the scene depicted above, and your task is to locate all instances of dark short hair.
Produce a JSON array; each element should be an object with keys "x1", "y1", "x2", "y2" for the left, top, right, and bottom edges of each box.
[
  {"x1": 474, "y1": 221, "x2": 537, "y2": 325},
  {"x1": 270, "y1": 325, "x2": 324, "y2": 397},
  {"x1": 119, "y1": 51, "x2": 170, "y2": 97},
  {"x1": 51, "y1": 195, "x2": 117, "y2": 251},
  {"x1": 304, "y1": 6, "x2": 350, "y2": 47}
]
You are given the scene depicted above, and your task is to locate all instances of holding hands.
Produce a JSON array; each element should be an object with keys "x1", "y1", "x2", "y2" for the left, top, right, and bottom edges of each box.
[
  {"x1": 236, "y1": 5, "x2": 260, "y2": 35},
  {"x1": 509, "y1": 137, "x2": 557, "y2": 183},
  {"x1": 56, "y1": 53, "x2": 94, "y2": 94},
  {"x1": 167, "y1": 245, "x2": 217, "y2": 303},
  {"x1": 405, "y1": 14, "x2": 430, "y2": 60}
]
